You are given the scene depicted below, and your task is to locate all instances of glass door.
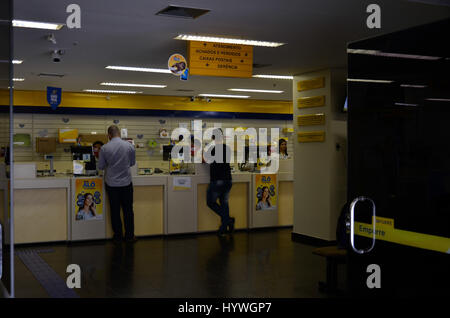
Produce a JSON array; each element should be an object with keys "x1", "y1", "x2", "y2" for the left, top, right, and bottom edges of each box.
[
  {"x1": 0, "y1": 0, "x2": 13, "y2": 298},
  {"x1": 347, "y1": 18, "x2": 450, "y2": 298}
]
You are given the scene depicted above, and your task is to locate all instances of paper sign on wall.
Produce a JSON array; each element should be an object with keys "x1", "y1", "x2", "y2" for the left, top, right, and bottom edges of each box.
[{"x1": 173, "y1": 177, "x2": 192, "y2": 191}]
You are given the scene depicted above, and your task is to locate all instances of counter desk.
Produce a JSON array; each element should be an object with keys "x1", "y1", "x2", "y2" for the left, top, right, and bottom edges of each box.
[{"x1": 2, "y1": 160, "x2": 294, "y2": 244}]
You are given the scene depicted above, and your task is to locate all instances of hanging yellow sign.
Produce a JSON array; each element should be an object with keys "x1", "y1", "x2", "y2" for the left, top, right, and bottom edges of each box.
[
  {"x1": 297, "y1": 77, "x2": 325, "y2": 91},
  {"x1": 297, "y1": 131, "x2": 325, "y2": 143},
  {"x1": 188, "y1": 41, "x2": 253, "y2": 78},
  {"x1": 298, "y1": 95, "x2": 326, "y2": 108},
  {"x1": 297, "y1": 113, "x2": 325, "y2": 126}
]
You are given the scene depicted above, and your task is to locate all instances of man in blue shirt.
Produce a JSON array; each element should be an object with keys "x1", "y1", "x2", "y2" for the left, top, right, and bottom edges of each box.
[{"x1": 98, "y1": 125, "x2": 137, "y2": 243}]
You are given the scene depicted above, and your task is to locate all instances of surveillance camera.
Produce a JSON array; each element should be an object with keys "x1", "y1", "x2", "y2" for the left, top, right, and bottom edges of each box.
[
  {"x1": 51, "y1": 49, "x2": 65, "y2": 63},
  {"x1": 206, "y1": 98, "x2": 211, "y2": 103},
  {"x1": 51, "y1": 50, "x2": 61, "y2": 63},
  {"x1": 190, "y1": 96, "x2": 195, "y2": 102}
]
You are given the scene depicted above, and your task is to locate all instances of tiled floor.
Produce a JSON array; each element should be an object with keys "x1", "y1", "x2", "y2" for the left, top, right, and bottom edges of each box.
[{"x1": 12, "y1": 228, "x2": 346, "y2": 298}]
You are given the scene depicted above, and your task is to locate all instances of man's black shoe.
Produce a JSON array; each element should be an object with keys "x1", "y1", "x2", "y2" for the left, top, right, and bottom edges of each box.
[
  {"x1": 228, "y1": 217, "x2": 235, "y2": 233},
  {"x1": 125, "y1": 236, "x2": 138, "y2": 243},
  {"x1": 112, "y1": 237, "x2": 123, "y2": 244},
  {"x1": 217, "y1": 228, "x2": 227, "y2": 237}
]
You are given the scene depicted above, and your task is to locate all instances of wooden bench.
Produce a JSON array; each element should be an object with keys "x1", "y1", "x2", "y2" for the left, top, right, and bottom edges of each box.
[{"x1": 312, "y1": 246, "x2": 347, "y2": 293}]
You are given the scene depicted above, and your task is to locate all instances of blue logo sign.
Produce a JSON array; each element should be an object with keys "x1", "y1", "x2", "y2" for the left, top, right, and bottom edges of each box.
[
  {"x1": 83, "y1": 181, "x2": 96, "y2": 188},
  {"x1": 262, "y1": 176, "x2": 271, "y2": 183},
  {"x1": 47, "y1": 87, "x2": 62, "y2": 110}
]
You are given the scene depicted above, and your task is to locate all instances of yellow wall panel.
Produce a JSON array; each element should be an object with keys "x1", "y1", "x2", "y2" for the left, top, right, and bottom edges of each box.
[
  {"x1": 278, "y1": 181, "x2": 293, "y2": 226},
  {"x1": 0, "y1": 90, "x2": 292, "y2": 115},
  {"x1": 14, "y1": 188, "x2": 67, "y2": 244},
  {"x1": 134, "y1": 186, "x2": 164, "y2": 236},
  {"x1": 105, "y1": 185, "x2": 164, "y2": 238},
  {"x1": 197, "y1": 182, "x2": 248, "y2": 232}
]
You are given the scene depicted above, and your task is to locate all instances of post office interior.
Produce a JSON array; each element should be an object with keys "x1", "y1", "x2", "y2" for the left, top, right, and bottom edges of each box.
[{"x1": 1, "y1": 0, "x2": 449, "y2": 299}]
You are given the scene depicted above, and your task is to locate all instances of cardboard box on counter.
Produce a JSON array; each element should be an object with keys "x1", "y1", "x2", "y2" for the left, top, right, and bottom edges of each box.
[
  {"x1": 36, "y1": 137, "x2": 57, "y2": 154},
  {"x1": 79, "y1": 134, "x2": 108, "y2": 145}
]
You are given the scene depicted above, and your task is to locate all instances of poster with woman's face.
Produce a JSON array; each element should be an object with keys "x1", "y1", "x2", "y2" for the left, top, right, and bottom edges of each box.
[
  {"x1": 255, "y1": 174, "x2": 277, "y2": 211},
  {"x1": 75, "y1": 178, "x2": 103, "y2": 221}
]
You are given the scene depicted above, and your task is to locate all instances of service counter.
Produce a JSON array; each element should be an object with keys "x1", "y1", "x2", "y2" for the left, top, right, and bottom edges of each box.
[{"x1": 3, "y1": 160, "x2": 294, "y2": 244}]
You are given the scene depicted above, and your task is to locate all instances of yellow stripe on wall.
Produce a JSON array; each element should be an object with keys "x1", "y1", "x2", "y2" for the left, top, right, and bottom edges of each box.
[{"x1": 0, "y1": 90, "x2": 293, "y2": 115}]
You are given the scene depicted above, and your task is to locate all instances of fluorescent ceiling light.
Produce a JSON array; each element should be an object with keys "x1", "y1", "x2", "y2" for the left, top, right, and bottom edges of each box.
[
  {"x1": 0, "y1": 60, "x2": 23, "y2": 64},
  {"x1": 347, "y1": 49, "x2": 379, "y2": 55},
  {"x1": 83, "y1": 89, "x2": 142, "y2": 94},
  {"x1": 12, "y1": 19, "x2": 64, "y2": 30},
  {"x1": 347, "y1": 78, "x2": 393, "y2": 83},
  {"x1": 198, "y1": 94, "x2": 250, "y2": 99},
  {"x1": 100, "y1": 82, "x2": 167, "y2": 88},
  {"x1": 13, "y1": 78, "x2": 25, "y2": 82},
  {"x1": 400, "y1": 84, "x2": 427, "y2": 88},
  {"x1": 347, "y1": 48, "x2": 440, "y2": 60},
  {"x1": 252, "y1": 75, "x2": 293, "y2": 80},
  {"x1": 106, "y1": 66, "x2": 171, "y2": 73},
  {"x1": 395, "y1": 102, "x2": 418, "y2": 107},
  {"x1": 174, "y1": 34, "x2": 285, "y2": 47},
  {"x1": 426, "y1": 98, "x2": 450, "y2": 102},
  {"x1": 228, "y1": 88, "x2": 283, "y2": 93}
]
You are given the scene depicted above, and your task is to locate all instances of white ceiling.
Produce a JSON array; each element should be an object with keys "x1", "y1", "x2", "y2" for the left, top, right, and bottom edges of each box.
[{"x1": 12, "y1": 0, "x2": 450, "y2": 101}]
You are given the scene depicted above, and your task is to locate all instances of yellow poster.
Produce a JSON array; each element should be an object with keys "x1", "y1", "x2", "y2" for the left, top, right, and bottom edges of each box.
[
  {"x1": 255, "y1": 174, "x2": 277, "y2": 211},
  {"x1": 75, "y1": 178, "x2": 103, "y2": 221}
]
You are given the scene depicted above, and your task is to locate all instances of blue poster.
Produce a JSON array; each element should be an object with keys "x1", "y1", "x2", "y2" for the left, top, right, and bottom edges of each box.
[{"x1": 47, "y1": 86, "x2": 62, "y2": 110}]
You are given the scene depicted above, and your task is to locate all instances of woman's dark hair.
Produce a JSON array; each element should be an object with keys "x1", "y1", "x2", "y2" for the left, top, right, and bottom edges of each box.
[
  {"x1": 81, "y1": 193, "x2": 96, "y2": 216},
  {"x1": 93, "y1": 141, "x2": 104, "y2": 147},
  {"x1": 279, "y1": 138, "x2": 288, "y2": 156}
]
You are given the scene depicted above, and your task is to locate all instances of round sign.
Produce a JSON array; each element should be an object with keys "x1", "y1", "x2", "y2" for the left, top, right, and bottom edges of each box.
[{"x1": 168, "y1": 53, "x2": 188, "y2": 76}]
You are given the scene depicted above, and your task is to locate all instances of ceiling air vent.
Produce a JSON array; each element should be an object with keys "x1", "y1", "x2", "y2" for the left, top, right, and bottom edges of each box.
[
  {"x1": 38, "y1": 73, "x2": 65, "y2": 78},
  {"x1": 175, "y1": 89, "x2": 195, "y2": 92},
  {"x1": 156, "y1": 5, "x2": 210, "y2": 19}
]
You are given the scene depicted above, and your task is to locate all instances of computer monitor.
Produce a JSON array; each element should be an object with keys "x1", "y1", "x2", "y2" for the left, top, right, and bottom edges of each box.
[
  {"x1": 71, "y1": 145, "x2": 93, "y2": 158},
  {"x1": 163, "y1": 145, "x2": 173, "y2": 161},
  {"x1": 71, "y1": 146, "x2": 96, "y2": 172}
]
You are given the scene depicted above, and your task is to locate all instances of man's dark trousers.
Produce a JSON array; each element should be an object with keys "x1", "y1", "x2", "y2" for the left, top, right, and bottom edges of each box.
[
  {"x1": 106, "y1": 183, "x2": 134, "y2": 240},
  {"x1": 207, "y1": 180, "x2": 233, "y2": 232}
]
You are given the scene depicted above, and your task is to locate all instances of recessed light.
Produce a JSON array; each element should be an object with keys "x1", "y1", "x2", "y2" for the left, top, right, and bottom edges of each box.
[
  {"x1": 252, "y1": 75, "x2": 293, "y2": 80},
  {"x1": 100, "y1": 82, "x2": 167, "y2": 88},
  {"x1": 174, "y1": 34, "x2": 285, "y2": 47},
  {"x1": 106, "y1": 66, "x2": 171, "y2": 73},
  {"x1": 400, "y1": 84, "x2": 427, "y2": 88},
  {"x1": 13, "y1": 60, "x2": 23, "y2": 64},
  {"x1": 12, "y1": 19, "x2": 64, "y2": 30},
  {"x1": 83, "y1": 89, "x2": 142, "y2": 94},
  {"x1": 13, "y1": 78, "x2": 25, "y2": 82},
  {"x1": 228, "y1": 88, "x2": 283, "y2": 93},
  {"x1": 347, "y1": 78, "x2": 393, "y2": 83},
  {"x1": 347, "y1": 48, "x2": 440, "y2": 60},
  {"x1": 395, "y1": 102, "x2": 418, "y2": 107},
  {"x1": 347, "y1": 49, "x2": 380, "y2": 55},
  {"x1": 198, "y1": 94, "x2": 250, "y2": 99},
  {"x1": 426, "y1": 98, "x2": 450, "y2": 102}
]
